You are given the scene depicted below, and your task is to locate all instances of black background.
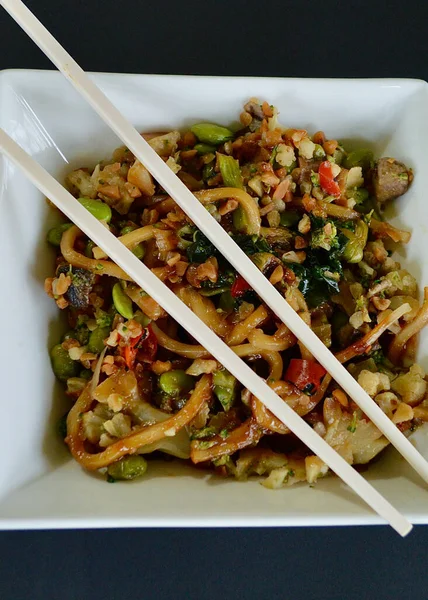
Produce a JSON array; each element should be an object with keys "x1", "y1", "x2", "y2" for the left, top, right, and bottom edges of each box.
[{"x1": 1, "y1": 1, "x2": 428, "y2": 598}]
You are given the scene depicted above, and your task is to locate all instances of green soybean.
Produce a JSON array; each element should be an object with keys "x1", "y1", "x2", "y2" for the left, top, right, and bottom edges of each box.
[
  {"x1": 112, "y1": 283, "x2": 134, "y2": 319},
  {"x1": 191, "y1": 123, "x2": 234, "y2": 146},
  {"x1": 133, "y1": 310, "x2": 151, "y2": 327},
  {"x1": 88, "y1": 326, "x2": 111, "y2": 353},
  {"x1": 46, "y1": 222, "x2": 73, "y2": 246},
  {"x1": 132, "y1": 243, "x2": 145, "y2": 259},
  {"x1": 120, "y1": 225, "x2": 138, "y2": 235},
  {"x1": 280, "y1": 210, "x2": 300, "y2": 227},
  {"x1": 78, "y1": 197, "x2": 112, "y2": 223},
  {"x1": 344, "y1": 149, "x2": 374, "y2": 170},
  {"x1": 50, "y1": 344, "x2": 80, "y2": 381},
  {"x1": 194, "y1": 143, "x2": 216, "y2": 155},
  {"x1": 218, "y1": 154, "x2": 243, "y2": 189},
  {"x1": 107, "y1": 456, "x2": 148, "y2": 481},
  {"x1": 159, "y1": 370, "x2": 194, "y2": 396}
]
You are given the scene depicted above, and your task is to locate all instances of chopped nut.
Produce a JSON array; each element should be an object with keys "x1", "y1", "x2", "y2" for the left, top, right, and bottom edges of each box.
[
  {"x1": 332, "y1": 389, "x2": 348, "y2": 407},
  {"x1": 151, "y1": 360, "x2": 172, "y2": 375},
  {"x1": 218, "y1": 199, "x2": 238, "y2": 216},
  {"x1": 371, "y1": 296, "x2": 391, "y2": 311},
  {"x1": 44, "y1": 277, "x2": 54, "y2": 298},
  {"x1": 294, "y1": 236, "x2": 308, "y2": 249},
  {"x1": 298, "y1": 214, "x2": 311, "y2": 234},
  {"x1": 392, "y1": 403, "x2": 414, "y2": 424},
  {"x1": 69, "y1": 346, "x2": 86, "y2": 361},
  {"x1": 56, "y1": 296, "x2": 69, "y2": 310},
  {"x1": 269, "y1": 265, "x2": 284, "y2": 285}
]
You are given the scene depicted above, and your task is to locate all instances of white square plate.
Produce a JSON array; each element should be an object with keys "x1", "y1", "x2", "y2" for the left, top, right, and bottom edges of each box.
[{"x1": 1, "y1": 70, "x2": 428, "y2": 529}]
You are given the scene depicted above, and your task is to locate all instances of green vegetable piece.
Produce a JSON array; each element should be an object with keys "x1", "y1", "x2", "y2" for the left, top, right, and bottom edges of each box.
[
  {"x1": 251, "y1": 252, "x2": 280, "y2": 274},
  {"x1": 159, "y1": 370, "x2": 194, "y2": 396},
  {"x1": 280, "y1": 210, "x2": 300, "y2": 227},
  {"x1": 311, "y1": 222, "x2": 338, "y2": 251},
  {"x1": 107, "y1": 456, "x2": 148, "y2": 481},
  {"x1": 218, "y1": 154, "x2": 244, "y2": 189},
  {"x1": 46, "y1": 222, "x2": 72, "y2": 246},
  {"x1": 219, "y1": 290, "x2": 235, "y2": 312},
  {"x1": 351, "y1": 188, "x2": 369, "y2": 204},
  {"x1": 190, "y1": 123, "x2": 234, "y2": 146},
  {"x1": 333, "y1": 147, "x2": 345, "y2": 165},
  {"x1": 213, "y1": 368, "x2": 237, "y2": 411},
  {"x1": 84, "y1": 240, "x2": 95, "y2": 258},
  {"x1": 50, "y1": 344, "x2": 80, "y2": 382},
  {"x1": 233, "y1": 205, "x2": 250, "y2": 233},
  {"x1": 133, "y1": 310, "x2": 151, "y2": 327},
  {"x1": 313, "y1": 144, "x2": 326, "y2": 159},
  {"x1": 132, "y1": 243, "x2": 145, "y2": 259},
  {"x1": 80, "y1": 369, "x2": 93, "y2": 380},
  {"x1": 344, "y1": 149, "x2": 374, "y2": 170},
  {"x1": 78, "y1": 197, "x2": 112, "y2": 223},
  {"x1": 194, "y1": 143, "x2": 216, "y2": 155},
  {"x1": 58, "y1": 413, "x2": 68, "y2": 440},
  {"x1": 112, "y1": 283, "x2": 134, "y2": 319},
  {"x1": 120, "y1": 224, "x2": 138, "y2": 235},
  {"x1": 88, "y1": 326, "x2": 110, "y2": 354},
  {"x1": 202, "y1": 161, "x2": 216, "y2": 182},
  {"x1": 342, "y1": 220, "x2": 368, "y2": 263}
]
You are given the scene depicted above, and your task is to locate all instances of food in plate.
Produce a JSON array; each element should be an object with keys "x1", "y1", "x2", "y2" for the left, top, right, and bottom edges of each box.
[{"x1": 45, "y1": 98, "x2": 428, "y2": 487}]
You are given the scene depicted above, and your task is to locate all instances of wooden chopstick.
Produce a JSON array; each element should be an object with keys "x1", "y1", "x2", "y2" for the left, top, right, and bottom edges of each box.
[{"x1": 0, "y1": 127, "x2": 413, "y2": 535}]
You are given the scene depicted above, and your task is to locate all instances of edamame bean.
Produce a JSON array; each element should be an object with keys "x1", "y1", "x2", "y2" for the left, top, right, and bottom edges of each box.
[
  {"x1": 78, "y1": 197, "x2": 112, "y2": 223},
  {"x1": 132, "y1": 243, "x2": 145, "y2": 259},
  {"x1": 120, "y1": 225, "x2": 138, "y2": 235},
  {"x1": 112, "y1": 283, "x2": 134, "y2": 319},
  {"x1": 190, "y1": 123, "x2": 234, "y2": 145},
  {"x1": 88, "y1": 326, "x2": 111, "y2": 353},
  {"x1": 218, "y1": 154, "x2": 243, "y2": 189},
  {"x1": 46, "y1": 223, "x2": 73, "y2": 246},
  {"x1": 107, "y1": 456, "x2": 148, "y2": 481},
  {"x1": 159, "y1": 370, "x2": 194, "y2": 396},
  {"x1": 280, "y1": 210, "x2": 300, "y2": 227},
  {"x1": 194, "y1": 143, "x2": 217, "y2": 155},
  {"x1": 50, "y1": 344, "x2": 80, "y2": 381},
  {"x1": 133, "y1": 310, "x2": 151, "y2": 327}
]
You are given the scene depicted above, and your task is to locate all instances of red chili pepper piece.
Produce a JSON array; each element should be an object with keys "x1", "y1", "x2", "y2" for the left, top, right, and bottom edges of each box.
[
  {"x1": 285, "y1": 358, "x2": 327, "y2": 394},
  {"x1": 231, "y1": 274, "x2": 252, "y2": 298},
  {"x1": 318, "y1": 161, "x2": 341, "y2": 198}
]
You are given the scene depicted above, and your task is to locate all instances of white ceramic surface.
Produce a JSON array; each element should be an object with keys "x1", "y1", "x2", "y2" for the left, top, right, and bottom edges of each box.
[{"x1": 1, "y1": 70, "x2": 428, "y2": 529}]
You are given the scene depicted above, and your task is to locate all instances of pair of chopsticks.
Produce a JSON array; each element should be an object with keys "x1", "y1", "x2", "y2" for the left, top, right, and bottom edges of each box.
[{"x1": 1, "y1": 0, "x2": 426, "y2": 536}]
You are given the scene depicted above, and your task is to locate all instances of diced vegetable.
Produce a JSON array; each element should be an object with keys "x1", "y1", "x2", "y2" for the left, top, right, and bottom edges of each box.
[
  {"x1": 213, "y1": 369, "x2": 238, "y2": 411},
  {"x1": 318, "y1": 161, "x2": 341, "y2": 197},
  {"x1": 342, "y1": 220, "x2": 368, "y2": 263},
  {"x1": 218, "y1": 154, "x2": 244, "y2": 189},
  {"x1": 285, "y1": 359, "x2": 326, "y2": 394},
  {"x1": 231, "y1": 274, "x2": 252, "y2": 297},
  {"x1": 343, "y1": 149, "x2": 374, "y2": 170},
  {"x1": 191, "y1": 123, "x2": 234, "y2": 145},
  {"x1": 280, "y1": 210, "x2": 300, "y2": 227}
]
